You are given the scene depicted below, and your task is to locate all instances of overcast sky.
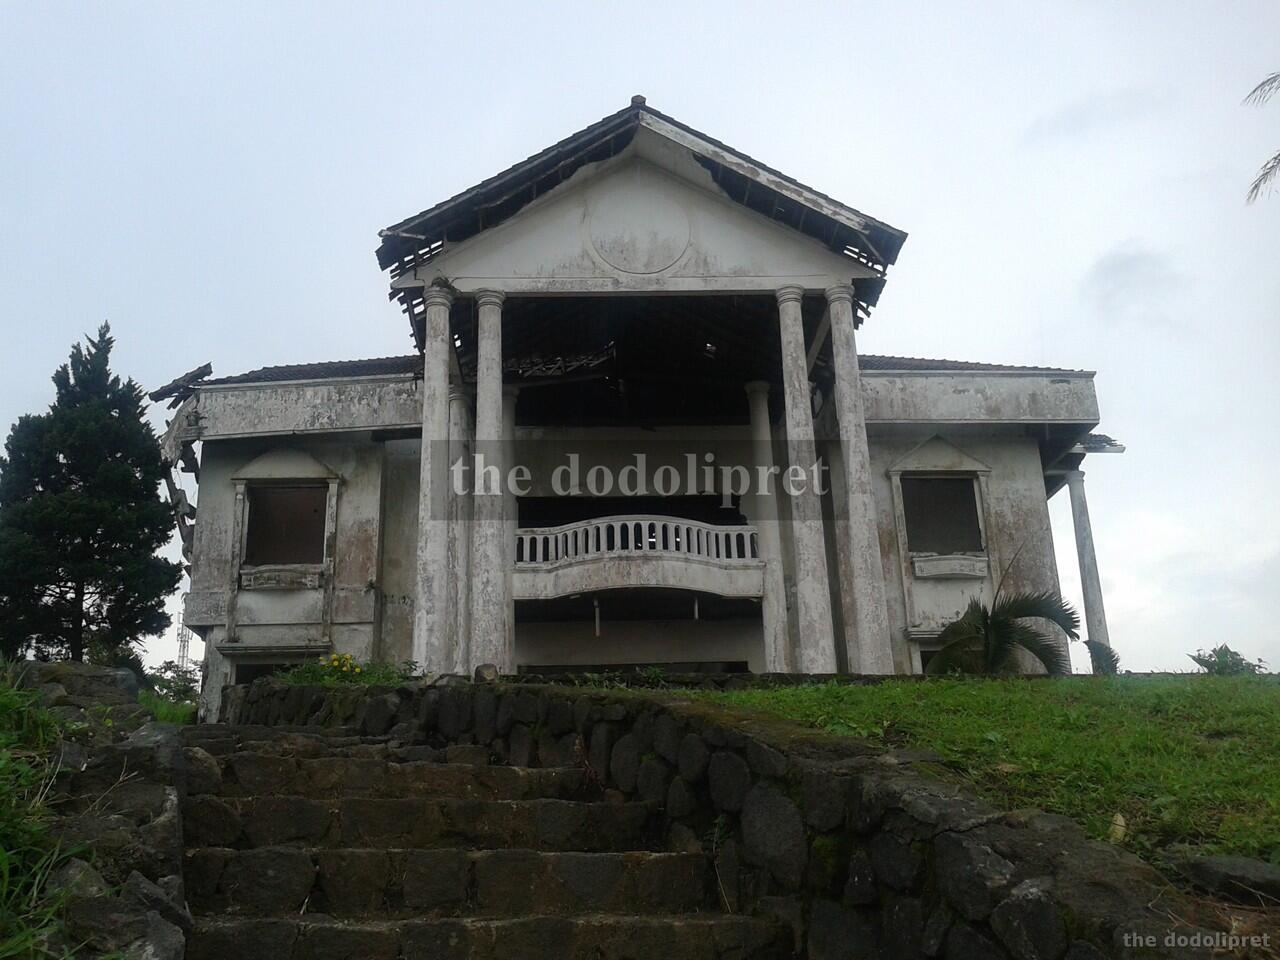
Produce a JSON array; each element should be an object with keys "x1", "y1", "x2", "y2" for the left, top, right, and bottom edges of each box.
[{"x1": 2, "y1": 2, "x2": 1277, "y2": 673}]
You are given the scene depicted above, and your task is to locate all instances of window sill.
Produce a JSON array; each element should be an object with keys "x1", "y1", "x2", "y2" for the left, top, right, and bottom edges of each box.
[
  {"x1": 910, "y1": 554, "x2": 987, "y2": 579},
  {"x1": 239, "y1": 564, "x2": 325, "y2": 590}
]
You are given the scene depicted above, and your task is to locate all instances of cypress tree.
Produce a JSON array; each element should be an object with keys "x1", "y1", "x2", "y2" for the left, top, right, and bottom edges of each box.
[{"x1": 0, "y1": 324, "x2": 182, "y2": 661}]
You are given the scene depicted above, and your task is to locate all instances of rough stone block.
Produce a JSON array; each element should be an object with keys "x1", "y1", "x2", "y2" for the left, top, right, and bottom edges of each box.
[
  {"x1": 676, "y1": 733, "x2": 709, "y2": 783},
  {"x1": 609, "y1": 734, "x2": 640, "y2": 792},
  {"x1": 636, "y1": 757, "x2": 670, "y2": 804},
  {"x1": 315, "y1": 850, "x2": 391, "y2": 916},
  {"x1": 707, "y1": 750, "x2": 751, "y2": 812},
  {"x1": 807, "y1": 899, "x2": 879, "y2": 960},
  {"x1": 869, "y1": 831, "x2": 924, "y2": 891},
  {"x1": 934, "y1": 832, "x2": 1014, "y2": 921},
  {"x1": 843, "y1": 847, "x2": 878, "y2": 905},
  {"x1": 741, "y1": 783, "x2": 807, "y2": 889},
  {"x1": 403, "y1": 850, "x2": 469, "y2": 912},
  {"x1": 652, "y1": 713, "x2": 682, "y2": 763},
  {"x1": 989, "y1": 879, "x2": 1068, "y2": 960},
  {"x1": 946, "y1": 923, "x2": 1009, "y2": 960}
]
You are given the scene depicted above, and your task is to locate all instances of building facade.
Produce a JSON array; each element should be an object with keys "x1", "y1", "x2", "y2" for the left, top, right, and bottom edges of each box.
[{"x1": 162, "y1": 99, "x2": 1119, "y2": 719}]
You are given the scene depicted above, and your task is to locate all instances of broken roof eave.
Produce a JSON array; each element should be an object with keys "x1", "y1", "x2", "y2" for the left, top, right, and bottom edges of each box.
[{"x1": 375, "y1": 99, "x2": 907, "y2": 285}]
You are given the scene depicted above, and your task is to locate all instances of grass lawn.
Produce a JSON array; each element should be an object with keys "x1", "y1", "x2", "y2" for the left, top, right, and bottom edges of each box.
[{"x1": 694, "y1": 676, "x2": 1279, "y2": 865}]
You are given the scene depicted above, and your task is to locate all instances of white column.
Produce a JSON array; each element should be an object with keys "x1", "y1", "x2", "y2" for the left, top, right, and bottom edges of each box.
[
  {"x1": 446, "y1": 386, "x2": 473, "y2": 674},
  {"x1": 1065, "y1": 470, "x2": 1110, "y2": 647},
  {"x1": 744, "y1": 381, "x2": 791, "y2": 673},
  {"x1": 470, "y1": 290, "x2": 510, "y2": 671},
  {"x1": 502, "y1": 386, "x2": 519, "y2": 663},
  {"x1": 412, "y1": 287, "x2": 454, "y2": 674},
  {"x1": 775, "y1": 286, "x2": 837, "y2": 673},
  {"x1": 825, "y1": 285, "x2": 894, "y2": 674}
]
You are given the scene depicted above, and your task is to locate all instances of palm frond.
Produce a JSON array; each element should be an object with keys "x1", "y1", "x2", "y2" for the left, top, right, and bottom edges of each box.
[
  {"x1": 1086, "y1": 640, "x2": 1120, "y2": 675},
  {"x1": 990, "y1": 590, "x2": 1080, "y2": 640},
  {"x1": 1244, "y1": 73, "x2": 1280, "y2": 106},
  {"x1": 1247, "y1": 150, "x2": 1280, "y2": 203},
  {"x1": 926, "y1": 637, "x2": 986, "y2": 676},
  {"x1": 1001, "y1": 621, "x2": 1072, "y2": 676}
]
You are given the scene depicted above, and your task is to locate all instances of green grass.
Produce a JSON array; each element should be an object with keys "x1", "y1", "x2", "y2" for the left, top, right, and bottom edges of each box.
[
  {"x1": 0, "y1": 665, "x2": 75, "y2": 958},
  {"x1": 694, "y1": 676, "x2": 1280, "y2": 864},
  {"x1": 137, "y1": 690, "x2": 196, "y2": 725}
]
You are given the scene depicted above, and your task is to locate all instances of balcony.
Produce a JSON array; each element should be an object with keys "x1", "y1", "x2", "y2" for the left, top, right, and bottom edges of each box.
[{"x1": 513, "y1": 515, "x2": 764, "y2": 601}]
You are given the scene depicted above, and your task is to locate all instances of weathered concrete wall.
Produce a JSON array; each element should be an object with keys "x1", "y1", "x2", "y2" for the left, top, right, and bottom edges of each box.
[
  {"x1": 189, "y1": 436, "x2": 386, "y2": 719},
  {"x1": 184, "y1": 372, "x2": 1098, "y2": 445},
  {"x1": 865, "y1": 431, "x2": 1062, "y2": 673},
  {"x1": 861, "y1": 371, "x2": 1098, "y2": 426}
]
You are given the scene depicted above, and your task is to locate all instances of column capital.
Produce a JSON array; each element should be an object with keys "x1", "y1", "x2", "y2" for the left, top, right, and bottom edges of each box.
[
  {"x1": 743, "y1": 380, "x2": 771, "y2": 398},
  {"x1": 1065, "y1": 469, "x2": 1086, "y2": 485},
  {"x1": 448, "y1": 385, "x2": 471, "y2": 403},
  {"x1": 423, "y1": 286, "x2": 454, "y2": 310},
  {"x1": 775, "y1": 285, "x2": 805, "y2": 306},
  {"x1": 475, "y1": 289, "x2": 506, "y2": 309},
  {"x1": 824, "y1": 283, "x2": 856, "y2": 307}
]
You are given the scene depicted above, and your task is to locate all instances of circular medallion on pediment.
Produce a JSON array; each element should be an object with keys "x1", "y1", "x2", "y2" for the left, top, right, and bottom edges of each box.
[{"x1": 587, "y1": 178, "x2": 691, "y2": 275}]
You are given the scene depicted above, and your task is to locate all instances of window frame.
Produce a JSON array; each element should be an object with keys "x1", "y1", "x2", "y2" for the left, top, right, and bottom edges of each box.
[
  {"x1": 231, "y1": 476, "x2": 339, "y2": 590},
  {"x1": 896, "y1": 473, "x2": 987, "y2": 556}
]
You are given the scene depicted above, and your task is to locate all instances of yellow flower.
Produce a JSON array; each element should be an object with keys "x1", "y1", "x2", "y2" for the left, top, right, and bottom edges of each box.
[
  {"x1": 342, "y1": 666, "x2": 350, "y2": 673},
  {"x1": 354, "y1": 667, "x2": 362, "y2": 674}
]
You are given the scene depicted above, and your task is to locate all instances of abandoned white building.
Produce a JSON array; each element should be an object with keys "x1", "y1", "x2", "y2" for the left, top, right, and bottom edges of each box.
[{"x1": 159, "y1": 98, "x2": 1120, "y2": 718}]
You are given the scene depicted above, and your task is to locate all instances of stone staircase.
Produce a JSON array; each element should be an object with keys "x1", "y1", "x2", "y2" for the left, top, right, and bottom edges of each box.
[{"x1": 179, "y1": 724, "x2": 790, "y2": 960}]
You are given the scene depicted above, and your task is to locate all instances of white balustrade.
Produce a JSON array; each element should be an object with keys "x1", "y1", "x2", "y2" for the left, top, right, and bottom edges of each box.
[{"x1": 515, "y1": 515, "x2": 760, "y2": 569}]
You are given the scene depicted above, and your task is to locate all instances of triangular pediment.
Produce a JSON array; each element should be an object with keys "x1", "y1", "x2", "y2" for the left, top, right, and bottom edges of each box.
[
  {"x1": 233, "y1": 448, "x2": 336, "y2": 481},
  {"x1": 887, "y1": 436, "x2": 992, "y2": 475},
  {"x1": 380, "y1": 98, "x2": 906, "y2": 305},
  {"x1": 392, "y1": 146, "x2": 880, "y2": 296}
]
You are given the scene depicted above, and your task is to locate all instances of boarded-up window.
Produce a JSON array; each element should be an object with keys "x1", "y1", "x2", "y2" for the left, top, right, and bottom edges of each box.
[
  {"x1": 243, "y1": 484, "x2": 327, "y2": 565},
  {"x1": 900, "y1": 477, "x2": 983, "y2": 553}
]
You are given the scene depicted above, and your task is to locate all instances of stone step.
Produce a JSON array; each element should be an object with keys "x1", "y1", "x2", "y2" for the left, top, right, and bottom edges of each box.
[
  {"x1": 187, "y1": 915, "x2": 790, "y2": 960},
  {"x1": 186, "y1": 847, "x2": 709, "y2": 918},
  {"x1": 184, "y1": 725, "x2": 396, "y2": 759},
  {"x1": 183, "y1": 796, "x2": 659, "y2": 852},
  {"x1": 209, "y1": 755, "x2": 584, "y2": 801}
]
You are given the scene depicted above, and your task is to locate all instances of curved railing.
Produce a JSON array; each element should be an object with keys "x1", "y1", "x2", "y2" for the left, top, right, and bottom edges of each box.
[{"x1": 515, "y1": 515, "x2": 760, "y2": 569}]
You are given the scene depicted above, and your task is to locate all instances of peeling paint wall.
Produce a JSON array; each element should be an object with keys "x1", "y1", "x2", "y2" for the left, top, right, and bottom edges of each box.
[
  {"x1": 864, "y1": 431, "x2": 1063, "y2": 672},
  {"x1": 189, "y1": 436, "x2": 386, "y2": 719},
  {"x1": 188, "y1": 375, "x2": 1080, "y2": 717}
]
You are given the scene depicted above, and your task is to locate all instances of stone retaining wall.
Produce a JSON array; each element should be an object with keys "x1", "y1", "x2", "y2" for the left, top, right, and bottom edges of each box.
[
  {"x1": 17, "y1": 661, "x2": 192, "y2": 959},
  {"x1": 221, "y1": 678, "x2": 1272, "y2": 960}
]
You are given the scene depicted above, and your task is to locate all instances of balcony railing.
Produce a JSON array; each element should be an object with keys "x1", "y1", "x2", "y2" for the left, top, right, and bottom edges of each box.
[{"x1": 515, "y1": 515, "x2": 760, "y2": 569}]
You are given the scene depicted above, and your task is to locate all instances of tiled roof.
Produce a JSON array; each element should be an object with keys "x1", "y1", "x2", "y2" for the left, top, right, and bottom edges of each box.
[{"x1": 202, "y1": 354, "x2": 1088, "y2": 387}]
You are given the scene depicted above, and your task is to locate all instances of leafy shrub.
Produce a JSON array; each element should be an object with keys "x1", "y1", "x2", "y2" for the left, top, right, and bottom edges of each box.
[
  {"x1": 138, "y1": 689, "x2": 196, "y2": 725},
  {"x1": 277, "y1": 653, "x2": 416, "y2": 686},
  {"x1": 1189, "y1": 644, "x2": 1267, "y2": 676}
]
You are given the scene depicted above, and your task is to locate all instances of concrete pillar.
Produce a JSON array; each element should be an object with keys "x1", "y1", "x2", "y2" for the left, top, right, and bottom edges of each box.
[
  {"x1": 825, "y1": 285, "x2": 894, "y2": 674},
  {"x1": 502, "y1": 386, "x2": 520, "y2": 663},
  {"x1": 775, "y1": 286, "x2": 837, "y2": 673},
  {"x1": 470, "y1": 290, "x2": 510, "y2": 671},
  {"x1": 744, "y1": 381, "x2": 791, "y2": 673},
  {"x1": 1065, "y1": 470, "x2": 1110, "y2": 647},
  {"x1": 412, "y1": 287, "x2": 454, "y2": 674},
  {"x1": 446, "y1": 386, "x2": 473, "y2": 674}
]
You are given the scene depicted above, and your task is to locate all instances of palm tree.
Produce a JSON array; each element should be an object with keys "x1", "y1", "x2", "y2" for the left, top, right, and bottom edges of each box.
[
  {"x1": 1246, "y1": 73, "x2": 1280, "y2": 203},
  {"x1": 926, "y1": 590, "x2": 1080, "y2": 676}
]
